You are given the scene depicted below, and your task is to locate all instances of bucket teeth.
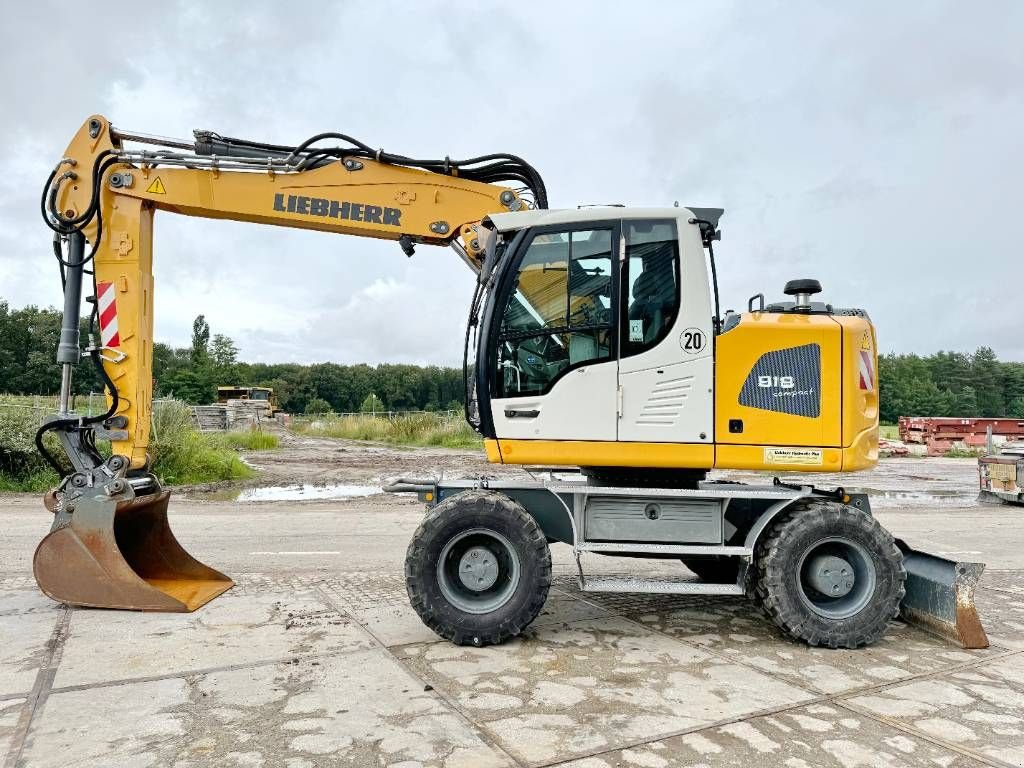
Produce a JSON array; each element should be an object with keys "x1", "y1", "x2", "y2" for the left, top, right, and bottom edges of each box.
[
  {"x1": 34, "y1": 487, "x2": 232, "y2": 612},
  {"x1": 896, "y1": 539, "x2": 988, "y2": 649}
]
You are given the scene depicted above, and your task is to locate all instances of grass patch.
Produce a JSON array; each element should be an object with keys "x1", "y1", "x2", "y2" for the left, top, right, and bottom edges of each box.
[
  {"x1": 213, "y1": 430, "x2": 281, "y2": 451},
  {"x1": 879, "y1": 424, "x2": 900, "y2": 440},
  {"x1": 294, "y1": 411, "x2": 481, "y2": 449},
  {"x1": 149, "y1": 401, "x2": 254, "y2": 486},
  {"x1": 944, "y1": 445, "x2": 985, "y2": 458},
  {"x1": 0, "y1": 468, "x2": 60, "y2": 493}
]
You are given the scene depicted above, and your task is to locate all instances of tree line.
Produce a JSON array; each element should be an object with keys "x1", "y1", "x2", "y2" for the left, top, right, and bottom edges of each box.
[
  {"x1": 0, "y1": 303, "x2": 463, "y2": 413},
  {"x1": 877, "y1": 348, "x2": 1024, "y2": 422},
  {"x1": 3, "y1": 301, "x2": 1023, "y2": 419}
]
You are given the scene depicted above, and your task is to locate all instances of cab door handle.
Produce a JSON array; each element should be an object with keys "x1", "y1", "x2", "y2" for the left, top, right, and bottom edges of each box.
[{"x1": 504, "y1": 409, "x2": 540, "y2": 419}]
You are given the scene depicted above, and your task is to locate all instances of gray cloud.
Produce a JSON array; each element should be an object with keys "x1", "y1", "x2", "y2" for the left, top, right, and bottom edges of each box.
[{"x1": 2, "y1": 1, "x2": 1022, "y2": 364}]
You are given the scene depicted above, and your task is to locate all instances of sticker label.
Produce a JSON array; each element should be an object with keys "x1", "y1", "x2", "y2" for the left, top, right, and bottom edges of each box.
[
  {"x1": 679, "y1": 327, "x2": 706, "y2": 353},
  {"x1": 629, "y1": 319, "x2": 643, "y2": 342},
  {"x1": 763, "y1": 447, "x2": 823, "y2": 466},
  {"x1": 146, "y1": 177, "x2": 166, "y2": 194}
]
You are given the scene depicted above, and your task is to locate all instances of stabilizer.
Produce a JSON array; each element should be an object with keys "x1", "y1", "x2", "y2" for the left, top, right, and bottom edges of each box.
[{"x1": 896, "y1": 539, "x2": 988, "y2": 649}]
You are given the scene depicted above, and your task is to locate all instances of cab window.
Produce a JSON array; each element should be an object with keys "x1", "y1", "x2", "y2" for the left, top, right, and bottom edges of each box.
[
  {"x1": 622, "y1": 220, "x2": 679, "y2": 358},
  {"x1": 496, "y1": 228, "x2": 614, "y2": 398}
]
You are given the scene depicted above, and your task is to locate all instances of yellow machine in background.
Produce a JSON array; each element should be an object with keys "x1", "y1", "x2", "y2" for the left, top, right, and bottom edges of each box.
[
  {"x1": 217, "y1": 386, "x2": 279, "y2": 416},
  {"x1": 33, "y1": 115, "x2": 986, "y2": 652}
]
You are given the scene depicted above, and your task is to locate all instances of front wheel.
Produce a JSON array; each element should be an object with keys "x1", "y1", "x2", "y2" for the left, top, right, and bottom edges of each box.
[
  {"x1": 755, "y1": 501, "x2": 906, "y2": 649},
  {"x1": 405, "y1": 490, "x2": 551, "y2": 646}
]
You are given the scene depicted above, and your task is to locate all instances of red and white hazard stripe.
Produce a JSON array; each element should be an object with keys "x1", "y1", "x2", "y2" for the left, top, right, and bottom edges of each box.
[
  {"x1": 858, "y1": 349, "x2": 874, "y2": 391},
  {"x1": 96, "y1": 282, "x2": 120, "y2": 348}
]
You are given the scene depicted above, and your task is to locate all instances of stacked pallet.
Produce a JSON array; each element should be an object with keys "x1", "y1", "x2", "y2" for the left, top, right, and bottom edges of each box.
[
  {"x1": 192, "y1": 405, "x2": 227, "y2": 431},
  {"x1": 225, "y1": 399, "x2": 270, "y2": 429}
]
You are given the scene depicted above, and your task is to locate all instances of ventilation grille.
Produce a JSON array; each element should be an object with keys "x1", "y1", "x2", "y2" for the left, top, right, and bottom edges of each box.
[{"x1": 634, "y1": 375, "x2": 693, "y2": 427}]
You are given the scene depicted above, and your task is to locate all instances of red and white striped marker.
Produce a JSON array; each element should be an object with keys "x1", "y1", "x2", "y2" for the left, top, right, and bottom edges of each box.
[
  {"x1": 858, "y1": 349, "x2": 874, "y2": 391},
  {"x1": 96, "y1": 281, "x2": 120, "y2": 348}
]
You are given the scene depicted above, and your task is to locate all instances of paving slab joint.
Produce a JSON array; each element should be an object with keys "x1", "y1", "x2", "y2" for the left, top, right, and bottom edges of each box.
[{"x1": 3, "y1": 607, "x2": 71, "y2": 768}]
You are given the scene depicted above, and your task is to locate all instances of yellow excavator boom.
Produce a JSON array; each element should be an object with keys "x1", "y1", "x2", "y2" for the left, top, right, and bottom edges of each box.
[{"x1": 51, "y1": 115, "x2": 527, "y2": 470}]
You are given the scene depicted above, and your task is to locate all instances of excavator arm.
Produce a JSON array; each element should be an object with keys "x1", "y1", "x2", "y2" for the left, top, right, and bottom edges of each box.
[
  {"x1": 45, "y1": 115, "x2": 538, "y2": 471},
  {"x1": 32, "y1": 115, "x2": 544, "y2": 612}
]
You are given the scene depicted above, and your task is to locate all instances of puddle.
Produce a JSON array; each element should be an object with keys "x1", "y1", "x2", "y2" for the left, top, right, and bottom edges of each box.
[{"x1": 188, "y1": 483, "x2": 381, "y2": 502}]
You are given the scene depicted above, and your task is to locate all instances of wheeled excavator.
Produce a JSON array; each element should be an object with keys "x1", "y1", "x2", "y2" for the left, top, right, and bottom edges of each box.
[{"x1": 33, "y1": 115, "x2": 987, "y2": 650}]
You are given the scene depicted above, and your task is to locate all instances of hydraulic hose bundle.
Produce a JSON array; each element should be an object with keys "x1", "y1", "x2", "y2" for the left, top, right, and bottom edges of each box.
[{"x1": 192, "y1": 129, "x2": 548, "y2": 209}]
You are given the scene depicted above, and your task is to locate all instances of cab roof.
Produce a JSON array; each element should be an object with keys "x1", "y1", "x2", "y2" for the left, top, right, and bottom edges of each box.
[{"x1": 485, "y1": 206, "x2": 723, "y2": 233}]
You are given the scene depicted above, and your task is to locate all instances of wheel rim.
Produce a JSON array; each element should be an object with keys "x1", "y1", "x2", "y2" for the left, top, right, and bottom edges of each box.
[
  {"x1": 796, "y1": 536, "x2": 876, "y2": 619},
  {"x1": 437, "y1": 528, "x2": 521, "y2": 614}
]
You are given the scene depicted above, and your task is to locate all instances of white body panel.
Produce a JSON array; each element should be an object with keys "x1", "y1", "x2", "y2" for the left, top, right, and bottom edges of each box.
[
  {"x1": 491, "y1": 362, "x2": 618, "y2": 441},
  {"x1": 617, "y1": 218, "x2": 715, "y2": 443},
  {"x1": 618, "y1": 358, "x2": 713, "y2": 442},
  {"x1": 488, "y1": 207, "x2": 718, "y2": 446}
]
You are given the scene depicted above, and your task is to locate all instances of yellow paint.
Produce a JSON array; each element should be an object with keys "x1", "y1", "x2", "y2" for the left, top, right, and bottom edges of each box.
[
  {"x1": 484, "y1": 439, "x2": 503, "y2": 463},
  {"x1": 841, "y1": 424, "x2": 878, "y2": 471},
  {"x1": 145, "y1": 177, "x2": 166, "y2": 195},
  {"x1": 493, "y1": 439, "x2": 714, "y2": 468},
  {"x1": 714, "y1": 444, "x2": 844, "y2": 472},
  {"x1": 838, "y1": 315, "x2": 879, "y2": 457},
  {"x1": 93, "y1": 196, "x2": 154, "y2": 469},
  {"x1": 715, "y1": 312, "x2": 842, "y2": 447}
]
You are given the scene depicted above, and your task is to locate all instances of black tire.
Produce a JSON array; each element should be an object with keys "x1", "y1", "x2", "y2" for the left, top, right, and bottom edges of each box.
[
  {"x1": 755, "y1": 501, "x2": 906, "y2": 649},
  {"x1": 405, "y1": 490, "x2": 551, "y2": 646},
  {"x1": 681, "y1": 555, "x2": 740, "y2": 584}
]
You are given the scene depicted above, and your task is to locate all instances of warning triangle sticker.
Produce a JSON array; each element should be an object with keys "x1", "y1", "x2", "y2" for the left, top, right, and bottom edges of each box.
[{"x1": 146, "y1": 177, "x2": 166, "y2": 194}]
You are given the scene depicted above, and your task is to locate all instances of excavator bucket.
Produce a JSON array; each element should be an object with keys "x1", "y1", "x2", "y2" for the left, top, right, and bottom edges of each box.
[
  {"x1": 896, "y1": 539, "x2": 988, "y2": 649},
  {"x1": 34, "y1": 488, "x2": 233, "y2": 612}
]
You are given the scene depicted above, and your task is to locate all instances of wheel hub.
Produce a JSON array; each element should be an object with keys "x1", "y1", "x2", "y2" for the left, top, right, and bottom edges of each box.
[
  {"x1": 805, "y1": 553, "x2": 854, "y2": 598},
  {"x1": 796, "y1": 536, "x2": 877, "y2": 620},
  {"x1": 436, "y1": 527, "x2": 522, "y2": 615},
  {"x1": 458, "y1": 546, "x2": 499, "y2": 591}
]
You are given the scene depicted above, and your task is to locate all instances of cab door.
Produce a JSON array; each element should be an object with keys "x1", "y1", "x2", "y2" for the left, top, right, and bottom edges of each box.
[
  {"x1": 489, "y1": 223, "x2": 619, "y2": 441},
  {"x1": 617, "y1": 218, "x2": 714, "y2": 444}
]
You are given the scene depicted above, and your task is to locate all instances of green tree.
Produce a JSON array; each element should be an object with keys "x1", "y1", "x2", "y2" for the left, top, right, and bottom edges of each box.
[
  {"x1": 971, "y1": 347, "x2": 1004, "y2": 417},
  {"x1": 163, "y1": 367, "x2": 215, "y2": 404},
  {"x1": 1008, "y1": 397, "x2": 1024, "y2": 419},
  {"x1": 191, "y1": 315, "x2": 210, "y2": 363},
  {"x1": 210, "y1": 333, "x2": 240, "y2": 384},
  {"x1": 360, "y1": 393, "x2": 384, "y2": 414},
  {"x1": 304, "y1": 397, "x2": 332, "y2": 415}
]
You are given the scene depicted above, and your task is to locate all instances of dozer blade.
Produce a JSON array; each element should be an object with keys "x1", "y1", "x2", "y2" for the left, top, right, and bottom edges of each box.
[
  {"x1": 34, "y1": 488, "x2": 233, "y2": 612},
  {"x1": 896, "y1": 539, "x2": 988, "y2": 649}
]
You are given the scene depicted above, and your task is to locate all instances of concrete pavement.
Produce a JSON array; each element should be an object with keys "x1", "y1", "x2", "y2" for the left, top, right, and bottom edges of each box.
[{"x1": 2, "y1": 459, "x2": 1024, "y2": 766}]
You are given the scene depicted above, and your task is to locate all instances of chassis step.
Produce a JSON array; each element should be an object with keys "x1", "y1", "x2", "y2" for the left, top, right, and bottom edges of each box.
[
  {"x1": 580, "y1": 576, "x2": 744, "y2": 595},
  {"x1": 578, "y1": 542, "x2": 750, "y2": 556}
]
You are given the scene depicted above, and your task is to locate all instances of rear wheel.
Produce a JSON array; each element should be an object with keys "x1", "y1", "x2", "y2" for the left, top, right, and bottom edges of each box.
[
  {"x1": 405, "y1": 490, "x2": 551, "y2": 646},
  {"x1": 756, "y1": 501, "x2": 905, "y2": 649}
]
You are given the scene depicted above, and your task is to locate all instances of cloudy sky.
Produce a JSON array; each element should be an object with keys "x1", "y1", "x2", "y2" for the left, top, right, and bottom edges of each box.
[{"x1": 2, "y1": 2, "x2": 1022, "y2": 366}]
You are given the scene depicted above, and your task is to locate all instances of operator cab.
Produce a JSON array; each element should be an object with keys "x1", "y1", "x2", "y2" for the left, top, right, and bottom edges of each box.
[{"x1": 466, "y1": 207, "x2": 719, "y2": 457}]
